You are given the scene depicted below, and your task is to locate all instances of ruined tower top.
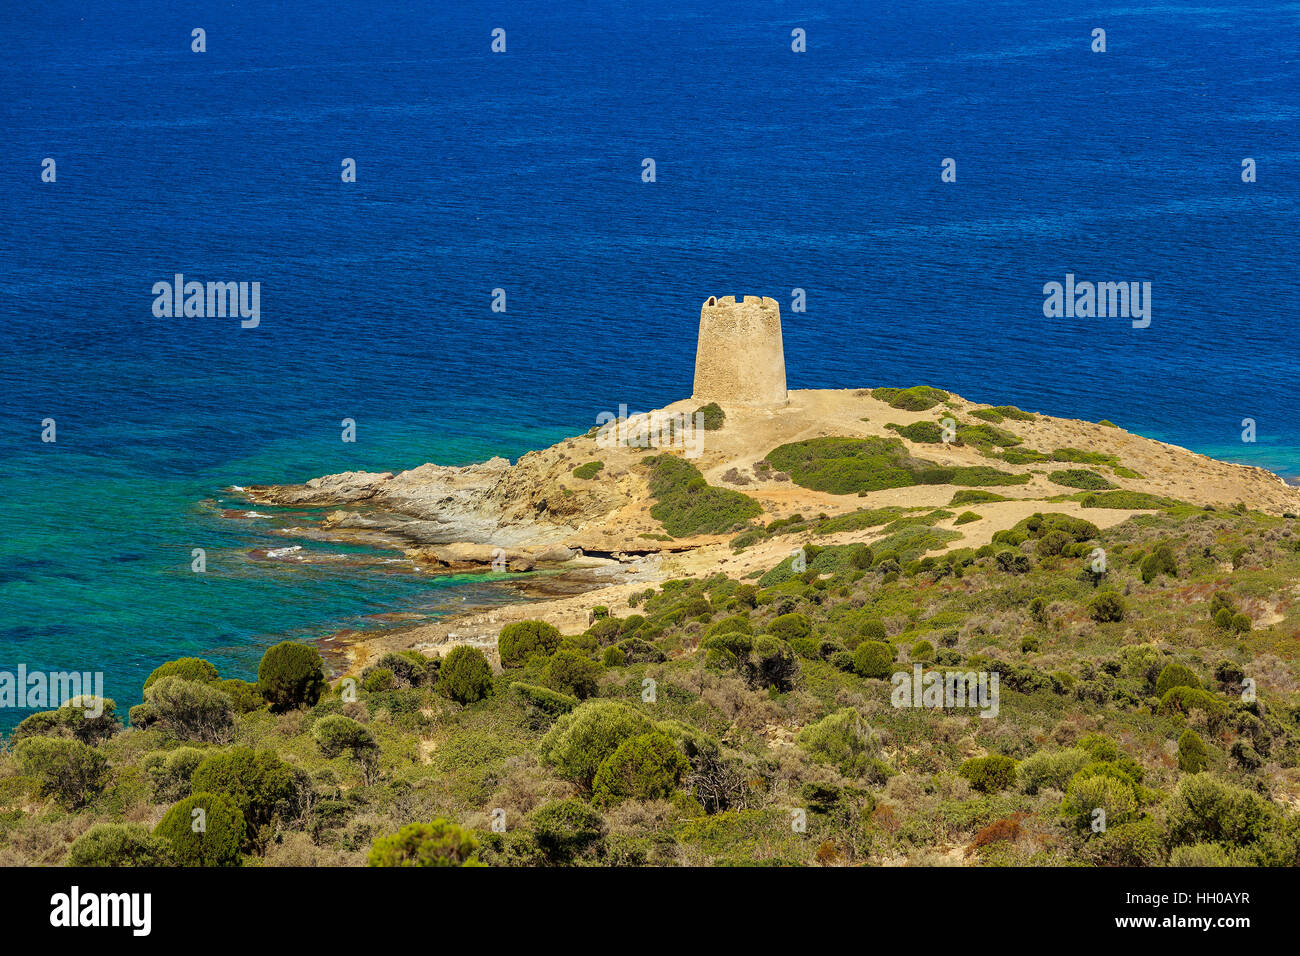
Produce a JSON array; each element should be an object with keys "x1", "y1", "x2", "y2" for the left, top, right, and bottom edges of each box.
[{"x1": 692, "y1": 295, "x2": 788, "y2": 407}]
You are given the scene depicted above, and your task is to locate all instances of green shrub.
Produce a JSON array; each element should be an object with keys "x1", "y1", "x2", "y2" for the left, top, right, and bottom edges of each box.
[
  {"x1": 367, "y1": 820, "x2": 482, "y2": 867},
  {"x1": 1177, "y1": 730, "x2": 1209, "y2": 773},
  {"x1": 438, "y1": 646, "x2": 494, "y2": 704},
  {"x1": 959, "y1": 755, "x2": 1018, "y2": 794},
  {"x1": 14, "y1": 737, "x2": 108, "y2": 809},
  {"x1": 572, "y1": 461, "x2": 604, "y2": 480},
  {"x1": 744, "y1": 636, "x2": 800, "y2": 692},
  {"x1": 945, "y1": 466, "x2": 1030, "y2": 487},
  {"x1": 12, "y1": 697, "x2": 121, "y2": 745},
  {"x1": 498, "y1": 620, "x2": 563, "y2": 666},
  {"x1": 858, "y1": 619, "x2": 888, "y2": 643},
  {"x1": 257, "y1": 641, "x2": 326, "y2": 712},
  {"x1": 1140, "y1": 543, "x2": 1179, "y2": 583},
  {"x1": 765, "y1": 436, "x2": 922, "y2": 494},
  {"x1": 144, "y1": 676, "x2": 234, "y2": 743},
  {"x1": 154, "y1": 792, "x2": 245, "y2": 866},
  {"x1": 1165, "y1": 774, "x2": 1268, "y2": 848},
  {"x1": 144, "y1": 657, "x2": 219, "y2": 690},
  {"x1": 592, "y1": 731, "x2": 690, "y2": 805},
  {"x1": 66, "y1": 823, "x2": 170, "y2": 867},
  {"x1": 950, "y1": 490, "x2": 1008, "y2": 506},
  {"x1": 361, "y1": 668, "x2": 397, "y2": 693},
  {"x1": 560, "y1": 631, "x2": 600, "y2": 656},
  {"x1": 190, "y1": 747, "x2": 301, "y2": 837},
  {"x1": 797, "y1": 708, "x2": 876, "y2": 777},
  {"x1": 1160, "y1": 686, "x2": 1228, "y2": 724},
  {"x1": 1062, "y1": 773, "x2": 1137, "y2": 829},
  {"x1": 128, "y1": 703, "x2": 159, "y2": 730},
  {"x1": 852, "y1": 641, "x2": 895, "y2": 679},
  {"x1": 1168, "y1": 843, "x2": 1232, "y2": 866},
  {"x1": 146, "y1": 746, "x2": 206, "y2": 802},
  {"x1": 706, "y1": 615, "x2": 752, "y2": 638},
  {"x1": 541, "y1": 650, "x2": 602, "y2": 700},
  {"x1": 538, "y1": 701, "x2": 655, "y2": 790},
  {"x1": 1018, "y1": 748, "x2": 1089, "y2": 795},
  {"x1": 768, "y1": 613, "x2": 811, "y2": 641},
  {"x1": 216, "y1": 679, "x2": 264, "y2": 714},
  {"x1": 1078, "y1": 490, "x2": 1185, "y2": 510},
  {"x1": 1155, "y1": 662, "x2": 1201, "y2": 697},
  {"x1": 701, "y1": 628, "x2": 754, "y2": 669},
  {"x1": 695, "y1": 402, "x2": 726, "y2": 430},
  {"x1": 1049, "y1": 469, "x2": 1116, "y2": 491},
  {"x1": 955, "y1": 423, "x2": 1022, "y2": 450},
  {"x1": 531, "y1": 799, "x2": 607, "y2": 862},
  {"x1": 509, "y1": 682, "x2": 579, "y2": 718},
  {"x1": 871, "y1": 385, "x2": 949, "y2": 411},
  {"x1": 1088, "y1": 591, "x2": 1126, "y2": 623},
  {"x1": 313, "y1": 714, "x2": 377, "y2": 759},
  {"x1": 887, "y1": 421, "x2": 945, "y2": 443},
  {"x1": 954, "y1": 511, "x2": 980, "y2": 526},
  {"x1": 1085, "y1": 819, "x2": 1166, "y2": 866},
  {"x1": 644, "y1": 455, "x2": 762, "y2": 536},
  {"x1": 990, "y1": 405, "x2": 1035, "y2": 421}
]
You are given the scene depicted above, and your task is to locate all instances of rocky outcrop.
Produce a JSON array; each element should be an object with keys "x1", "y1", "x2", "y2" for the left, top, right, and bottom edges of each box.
[{"x1": 238, "y1": 387, "x2": 1300, "y2": 584}]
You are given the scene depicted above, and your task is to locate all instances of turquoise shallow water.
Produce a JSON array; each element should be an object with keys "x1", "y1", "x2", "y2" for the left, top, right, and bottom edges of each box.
[
  {"x1": 0, "y1": 416, "x2": 576, "y2": 730},
  {"x1": 0, "y1": 0, "x2": 1296, "y2": 729}
]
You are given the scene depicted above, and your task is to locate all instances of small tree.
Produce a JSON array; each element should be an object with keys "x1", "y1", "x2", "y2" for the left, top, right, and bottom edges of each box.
[
  {"x1": 498, "y1": 620, "x2": 563, "y2": 666},
  {"x1": 541, "y1": 650, "x2": 602, "y2": 699},
  {"x1": 190, "y1": 747, "x2": 301, "y2": 844},
  {"x1": 745, "y1": 636, "x2": 799, "y2": 691},
  {"x1": 257, "y1": 641, "x2": 326, "y2": 712},
  {"x1": 367, "y1": 820, "x2": 482, "y2": 867},
  {"x1": 539, "y1": 700, "x2": 654, "y2": 791},
  {"x1": 1177, "y1": 730, "x2": 1208, "y2": 773},
  {"x1": 1155, "y1": 662, "x2": 1201, "y2": 697},
  {"x1": 14, "y1": 737, "x2": 108, "y2": 809},
  {"x1": 852, "y1": 641, "x2": 895, "y2": 679},
  {"x1": 144, "y1": 676, "x2": 234, "y2": 743},
  {"x1": 592, "y1": 731, "x2": 689, "y2": 805},
  {"x1": 12, "y1": 696, "x2": 120, "y2": 745},
  {"x1": 313, "y1": 714, "x2": 379, "y2": 783},
  {"x1": 144, "y1": 657, "x2": 220, "y2": 690},
  {"x1": 154, "y1": 792, "x2": 245, "y2": 867},
  {"x1": 217, "y1": 679, "x2": 264, "y2": 714},
  {"x1": 438, "y1": 646, "x2": 493, "y2": 704}
]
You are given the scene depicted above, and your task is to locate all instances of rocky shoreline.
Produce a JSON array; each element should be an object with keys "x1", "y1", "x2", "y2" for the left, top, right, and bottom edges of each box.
[{"x1": 232, "y1": 387, "x2": 1300, "y2": 678}]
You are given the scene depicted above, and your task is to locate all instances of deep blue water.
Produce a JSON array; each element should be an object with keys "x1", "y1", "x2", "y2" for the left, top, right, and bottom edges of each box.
[{"x1": 0, "y1": 0, "x2": 1296, "y2": 729}]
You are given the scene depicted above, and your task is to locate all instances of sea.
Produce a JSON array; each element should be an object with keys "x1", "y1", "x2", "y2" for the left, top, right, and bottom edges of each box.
[{"x1": 0, "y1": 0, "x2": 1296, "y2": 729}]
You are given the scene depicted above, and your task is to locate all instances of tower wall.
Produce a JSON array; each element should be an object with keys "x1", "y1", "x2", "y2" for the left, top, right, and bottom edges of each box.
[{"x1": 692, "y1": 295, "x2": 788, "y2": 407}]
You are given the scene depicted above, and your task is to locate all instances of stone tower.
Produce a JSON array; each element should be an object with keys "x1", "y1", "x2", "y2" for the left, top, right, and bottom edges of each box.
[{"x1": 692, "y1": 295, "x2": 788, "y2": 407}]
